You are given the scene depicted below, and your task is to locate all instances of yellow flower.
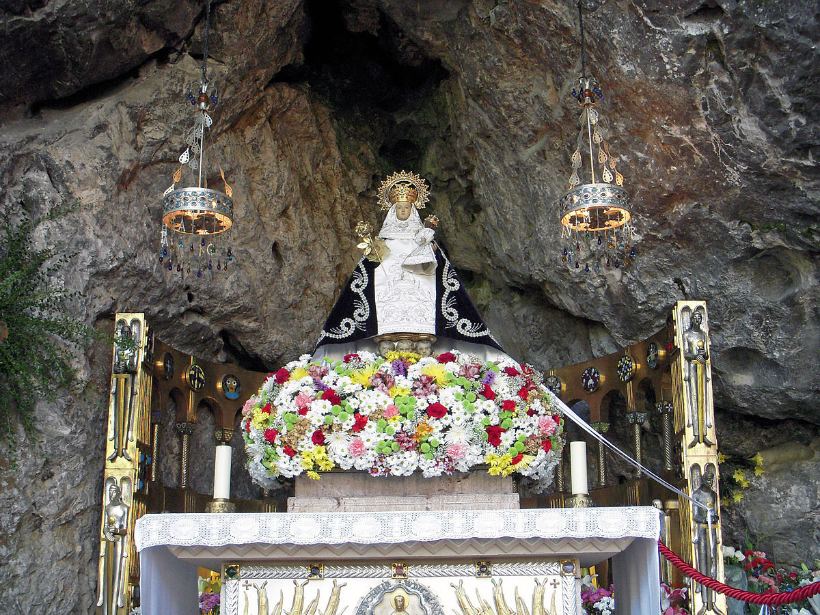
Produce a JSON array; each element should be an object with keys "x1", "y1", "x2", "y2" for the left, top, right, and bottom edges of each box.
[
  {"x1": 732, "y1": 492, "x2": 744, "y2": 504},
  {"x1": 389, "y1": 386, "x2": 411, "y2": 398},
  {"x1": 718, "y1": 453, "x2": 727, "y2": 464},
  {"x1": 385, "y1": 350, "x2": 420, "y2": 364},
  {"x1": 351, "y1": 366, "x2": 376, "y2": 388},
  {"x1": 421, "y1": 363, "x2": 450, "y2": 386},
  {"x1": 290, "y1": 367, "x2": 309, "y2": 381},
  {"x1": 414, "y1": 422, "x2": 433, "y2": 441},
  {"x1": 250, "y1": 413, "x2": 269, "y2": 430},
  {"x1": 485, "y1": 453, "x2": 516, "y2": 477},
  {"x1": 752, "y1": 452, "x2": 764, "y2": 477},
  {"x1": 732, "y1": 469, "x2": 750, "y2": 489},
  {"x1": 307, "y1": 471, "x2": 320, "y2": 480}
]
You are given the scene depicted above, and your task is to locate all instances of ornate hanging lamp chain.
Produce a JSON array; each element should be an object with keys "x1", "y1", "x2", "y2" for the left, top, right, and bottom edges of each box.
[
  {"x1": 578, "y1": 0, "x2": 587, "y2": 79},
  {"x1": 197, "y1": 0, "x2": 212, "y2": 189}
]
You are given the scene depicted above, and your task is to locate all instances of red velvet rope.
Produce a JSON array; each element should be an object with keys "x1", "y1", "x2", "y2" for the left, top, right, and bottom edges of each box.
[{"x1": 658, "y1": 541, "x2": 820, "y2": 606}]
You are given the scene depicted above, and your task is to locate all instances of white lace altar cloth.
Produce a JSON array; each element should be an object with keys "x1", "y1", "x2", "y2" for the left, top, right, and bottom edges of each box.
[{"x1": 136, "y1": 507, "x2": 661, "y2": 615}]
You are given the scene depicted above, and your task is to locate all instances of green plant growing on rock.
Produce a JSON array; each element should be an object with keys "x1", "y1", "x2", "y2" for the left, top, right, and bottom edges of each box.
[{"x1": 0, "y1": 208, "x2": 91, "y2": 444}]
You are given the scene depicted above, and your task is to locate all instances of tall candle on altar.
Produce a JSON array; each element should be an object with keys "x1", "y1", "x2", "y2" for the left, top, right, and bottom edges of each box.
[
  {"x1": 213, "y1": 444, "x2": 232, "y2": 500},
  {"x1": 570, "y1": 441, "x2": 589, "y2": 495}
]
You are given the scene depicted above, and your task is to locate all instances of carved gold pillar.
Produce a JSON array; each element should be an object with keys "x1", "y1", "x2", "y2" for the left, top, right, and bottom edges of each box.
[
  {"x1": 175, "y1": 421, "x2": 194, "y2": 489},
  {"x1": 96, "y1": 314, "x2": 153, "y2": 615},
  {"x1": 671, "y1": 301, "x2": 726, "y2": 614},
  {"x1": 656, "y1": 400, "x2": 675, "y2": 472},
  {"x1": 591, "y1": 421, "x2": 609, "y2": 487}
]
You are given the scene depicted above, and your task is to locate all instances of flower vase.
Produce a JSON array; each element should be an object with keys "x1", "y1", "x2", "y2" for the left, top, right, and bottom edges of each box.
[{"x1": 723, "y1": 564, "x2": 749, "y2": 615}]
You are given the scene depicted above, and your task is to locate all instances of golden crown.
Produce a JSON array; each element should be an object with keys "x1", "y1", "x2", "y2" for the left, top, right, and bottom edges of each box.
[{"x1": 377, "y1": 171, "x2": 430, "y2": 211}]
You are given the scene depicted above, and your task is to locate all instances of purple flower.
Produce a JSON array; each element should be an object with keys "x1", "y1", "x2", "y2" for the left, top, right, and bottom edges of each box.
[
  {"x1": 391, "y1": 359, "x2": 407, "y2": 377},
  {"x1": 482, "y1": 371, "x2": 497, "y2": 385},
  {"x1": 312, "y1": 377, "x2": 329, "y2": 391},
  {"x1": 199, "y1": 591, "x2": 220, "y2": 611}
]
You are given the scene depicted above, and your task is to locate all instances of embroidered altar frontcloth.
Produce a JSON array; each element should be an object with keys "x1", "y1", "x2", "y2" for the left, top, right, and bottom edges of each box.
[{"x1": 136, "y1": 507, "x2": 662, "y2": 615}]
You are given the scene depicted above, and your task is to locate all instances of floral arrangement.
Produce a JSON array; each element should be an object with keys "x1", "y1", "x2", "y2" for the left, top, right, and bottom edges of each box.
[
  {"x1": 580, "y1": 584, "x2": 615, "y2": 615},
  {"x1": 580, "y1": 579, "x2": 690, "y2": 615},
  {"x1": 723, "y1": 545, "x2": 820, "y2": 614},
  {"x1": 198, "y1": 571, "x2": 221, "y2": 614},
  {"x1": 242, "y1": 350, "x2": 563, "y2": 485}
]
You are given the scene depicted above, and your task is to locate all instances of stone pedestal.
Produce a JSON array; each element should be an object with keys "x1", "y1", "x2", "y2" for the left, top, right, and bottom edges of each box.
[{"x1": 287, "y1": 471, "x2": 519, "y2": 512}]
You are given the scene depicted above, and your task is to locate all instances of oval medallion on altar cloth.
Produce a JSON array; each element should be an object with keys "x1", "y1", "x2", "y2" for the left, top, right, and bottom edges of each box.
[
  {"x1": 413, "y1": 513, "x2": 444, "y2": 540},
  {"x1": 174, "y1": 517, "x2": 200, "y2": 542},
  {"x1": 350, "y1": 515, "x2": 380, "y2": 541},
  {"x1": 534, "y1": 508, "x2": 568, "y2": 538},
  {"x1": 290, "y1": 517, "x2": 322, "y2": 542}
]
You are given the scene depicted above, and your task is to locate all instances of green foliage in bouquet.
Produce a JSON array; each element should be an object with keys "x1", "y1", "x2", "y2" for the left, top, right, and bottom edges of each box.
[{"x1": 0, "y1": 208, "x2": 92, "y2": 443}]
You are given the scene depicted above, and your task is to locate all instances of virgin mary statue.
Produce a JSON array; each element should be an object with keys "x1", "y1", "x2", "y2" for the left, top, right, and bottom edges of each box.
[{"x1": 315, "y1": 171, "x2": 505, "y2": 360}]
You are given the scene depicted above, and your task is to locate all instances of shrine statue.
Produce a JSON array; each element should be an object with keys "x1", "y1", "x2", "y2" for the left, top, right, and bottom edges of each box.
[
  {"x1": 96, "y1": 480, "x2": 130, "y2": 615},
  {"x1": 692, "y1": 465, "x2": 724, "y2": 615},
  {"x1": 315, "y1": 171, "x2": 504, "y2": 360},
  {"x1": 682, "y1": 308, "x2": 713, "y2": 447}
]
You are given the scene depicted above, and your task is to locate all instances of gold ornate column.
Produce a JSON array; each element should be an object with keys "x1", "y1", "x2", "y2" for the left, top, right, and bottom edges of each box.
[
  {"x1": 671, "y1": 301, "x2": 726, "y2": 614},
  {"x1": 96, "y1": 314, "x2": 153, "y2": 615},
  {"x1": 591, "y1": 421, "x2": 609, "y2": 487}
]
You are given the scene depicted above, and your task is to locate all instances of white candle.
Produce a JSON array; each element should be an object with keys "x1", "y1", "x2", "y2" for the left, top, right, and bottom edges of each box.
[
  {"x1": 570, "y1": 441, "x2": 589, "y2": 495},
  {"x1": 213, "y1": 444, "x2": 232, "y2": 500}
]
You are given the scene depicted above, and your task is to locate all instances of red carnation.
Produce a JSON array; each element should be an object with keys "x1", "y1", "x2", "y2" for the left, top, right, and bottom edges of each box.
[
  {"x1": 322, "y1": 389, "x2": 342, "y2": 406},
  {"x1": 264, "y1": 428, "x2": 278, "y2": 444},
  {"x1": 343, "y1": 353, "x2": 360, "y2": 363},
  {"x1": 541, "y1": 439, "x2": 552, "y2": 453},
  {"x1": 504, "y1": 366, "x2": 520, "y2": 376},
  {"x1": 501, "y1": 399, "x2": 516, "y2": 412},
  {"x1": 261, "y1": 403, "x2": 272, "y2": 414},
  {"x1": 486, "y1": 425, "x2": 505, "y2": 447},
  {"x1": 437, "y1": 352, "x2": 456, "y2": 363},
  {"x1": 352, "y1": 413, "x2": 368, "y2": 433},
  {"x1": 298, "y1": 407, "x2": 308, "y2": 416},
  {"x1": 283, "y1": 445, "x2": 297, "y2": 458},
  {"x1": 311, "y1": 430, "x2": 326, "y2": 445},
  {"x1": 274, "y1": 368, "x2": 290, "y2": 384},
  {"x1": 427, "y1": 402, "x2": 448, "y2": 419},
  {"x1": 511, "y1": 453, "x2": 523, "y2": 465},
  {"x1": 526, "y1": 409, "x2": 535, "y2": 416},
  {"x1": 517, "y1": 386, "x2": 531, "y2": 401},
  {"x1": 553, "y1": 414, "x2": 562, "y2": 425},
  {"x1": 482, "y1": 384, "x2": 496, "y2": 400},
  {"x1": 244, "y1": 419, "x2": 251, "y2": 433}
]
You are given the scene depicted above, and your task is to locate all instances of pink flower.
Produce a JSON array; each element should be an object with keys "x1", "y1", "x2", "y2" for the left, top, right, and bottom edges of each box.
[
  {"x1": 349, "y1": 437, "x2": 365, "y2": 458},
  {"x1": 447, "y1": 443, "x2": 466, "y2": 460},
  {"x1": 538, "y1": 415, "x2": 557, "y2": 436},
  {"x1": 241, "y1": 398, "x2": 255, "y2": 417},
  {"x1": 383, "y1": 404, "x2": 399, "y2": 418},
  {"x1": 295, "y1": 392, "x2": 312, "y2": 409}
]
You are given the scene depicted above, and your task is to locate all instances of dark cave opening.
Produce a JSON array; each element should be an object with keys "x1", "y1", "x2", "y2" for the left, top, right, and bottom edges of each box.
[{"x1": 271, "y1": 0, "x2": 449, "y2": 171}]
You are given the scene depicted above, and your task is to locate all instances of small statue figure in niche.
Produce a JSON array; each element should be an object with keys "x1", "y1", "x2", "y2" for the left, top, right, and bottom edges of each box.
[
  {"x1": 692, "y1": 465, "x2": 724, "y2": 615},
  {"x1": 109, "y1": 319, "x2": 141, "y2": 461},
  {"x1": 97, "y1": 480, "x2": 131, "y2": 615},
  {"x1": 255, "y1": 580, "x2": 268, "y2": 615},
  {"x1": 682, "y1": 308, "x2": 713, "y2": 447}
]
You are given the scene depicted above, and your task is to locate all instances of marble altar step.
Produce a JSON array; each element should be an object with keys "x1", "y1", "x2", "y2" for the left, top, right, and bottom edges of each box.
[{"x1": 287, "y1": 471, "x2": 520, "y2": 512}]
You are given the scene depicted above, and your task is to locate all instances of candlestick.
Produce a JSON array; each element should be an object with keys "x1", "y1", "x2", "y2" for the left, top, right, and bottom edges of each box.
[
  {"x1": 213, "y1": 444, "x2": 232, "y2": 500},
  {"x1": 570, "y1": 441, "x2": 588, "y2": 495}
]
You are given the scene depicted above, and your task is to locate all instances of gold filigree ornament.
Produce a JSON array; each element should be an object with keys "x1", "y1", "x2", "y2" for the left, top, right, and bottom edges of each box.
[
  {"x1": 377, "y1": 170, "x2": 430, "y2": 211},
  {"x1": 354, "y1": 220, "x2": 388, "y2": 262}
]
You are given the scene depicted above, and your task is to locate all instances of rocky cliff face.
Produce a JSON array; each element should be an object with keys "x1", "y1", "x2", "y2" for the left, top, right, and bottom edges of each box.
[{"x1": 0, "y1": 0, "x2": 816, "y2": 612}]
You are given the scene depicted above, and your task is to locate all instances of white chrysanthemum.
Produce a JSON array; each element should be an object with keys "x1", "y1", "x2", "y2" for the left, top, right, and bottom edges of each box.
[{"x1": 445, "y1": 424, "x2": 470, "y2": 444}]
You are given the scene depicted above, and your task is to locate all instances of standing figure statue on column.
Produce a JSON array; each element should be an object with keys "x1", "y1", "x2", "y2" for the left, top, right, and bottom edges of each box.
[
  {"x1": 692, "y1": 465, "x2": 724, "y2": 615},
  {"x1": 109, "y1": 319, "x2": 141, "y2": 461},
  {"x1": 682, "y1": 309, "x2": 712, "y2": 447},
  {"x1": 97, "y1": 480, "x2": 131, "y2": 615}
]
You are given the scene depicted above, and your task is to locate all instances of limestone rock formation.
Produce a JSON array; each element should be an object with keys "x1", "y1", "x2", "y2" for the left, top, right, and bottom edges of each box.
[{"x1": 0, "y1": 0, "x2": 816, "y2": 612}]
